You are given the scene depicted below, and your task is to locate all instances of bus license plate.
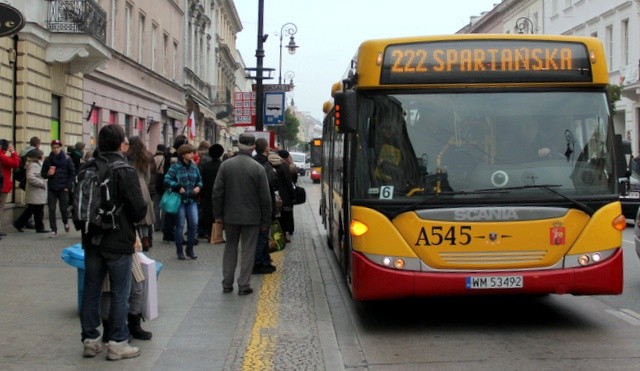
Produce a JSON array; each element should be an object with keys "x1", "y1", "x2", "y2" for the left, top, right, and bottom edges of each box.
[{"x1": 466, "y1": 275, "x2": 523, "y2": 289}]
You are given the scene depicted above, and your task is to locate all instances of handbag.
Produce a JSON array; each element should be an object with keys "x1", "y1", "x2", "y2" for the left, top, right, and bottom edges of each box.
[
  {"x1": 293, "y1": 185, "x2": 306, "y2": 205},
  {"x1": 268, "y1": 220, "x2": 286, "y2": 252},
  {"x1": 159, "y1": 190, "x2": 181, "y2": 214}
]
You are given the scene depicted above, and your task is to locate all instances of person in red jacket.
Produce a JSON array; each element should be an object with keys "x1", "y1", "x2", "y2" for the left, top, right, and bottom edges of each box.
[{"x1": 0, "y1": 139, "x2": 20, "y2": 237}]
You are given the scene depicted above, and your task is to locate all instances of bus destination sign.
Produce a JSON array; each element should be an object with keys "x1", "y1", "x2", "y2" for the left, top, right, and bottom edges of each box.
[{"x1": 380, "y1": 40, "x2": 592, "y2": 84}]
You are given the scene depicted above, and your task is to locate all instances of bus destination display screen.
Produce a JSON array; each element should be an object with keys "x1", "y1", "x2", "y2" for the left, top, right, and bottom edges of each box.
[{"x1": 380, "y1": 40, "x2": 592, "y2": 84}]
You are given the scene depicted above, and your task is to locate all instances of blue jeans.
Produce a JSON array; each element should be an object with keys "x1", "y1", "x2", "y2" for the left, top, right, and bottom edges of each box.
[
  {"x1": 254, "y1": 228, "x2": 271, "y2": 266},
  {"x1": 174, "y1": 202, "x2": 198, "y2": 253},
  {"x1": 80, "y1": 249, "x2": 132, "y2": 342}
]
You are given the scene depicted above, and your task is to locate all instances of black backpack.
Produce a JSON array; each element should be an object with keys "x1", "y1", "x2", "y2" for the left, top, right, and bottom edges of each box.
[
  {"x1": 13, "y1": 152, "x2": 31, "y2": 190},
  {"x1": 71, "y1": 155, "x2": 131, "y2": 234}
]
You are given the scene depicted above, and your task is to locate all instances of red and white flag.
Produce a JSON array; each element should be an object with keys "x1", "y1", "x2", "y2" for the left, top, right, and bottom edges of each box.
[{"x1": 186, "y1": 111, "x2": 196, "y2": 140}]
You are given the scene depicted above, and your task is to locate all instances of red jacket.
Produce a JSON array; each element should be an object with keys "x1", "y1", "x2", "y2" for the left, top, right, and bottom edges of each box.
[{"x1": 0, "y1": 149, "x2": 19, "y2": 193}]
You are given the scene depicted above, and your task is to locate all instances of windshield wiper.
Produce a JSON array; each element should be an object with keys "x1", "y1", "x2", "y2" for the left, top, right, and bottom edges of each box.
[{"x1": 474, "y1": 184, "x2": 594, "y2": 215}]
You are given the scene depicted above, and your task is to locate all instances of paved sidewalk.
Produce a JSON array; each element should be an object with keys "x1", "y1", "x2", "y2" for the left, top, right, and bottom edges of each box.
[{"x1": 0, "y1": 180, "x2": 343, "y2": 370}]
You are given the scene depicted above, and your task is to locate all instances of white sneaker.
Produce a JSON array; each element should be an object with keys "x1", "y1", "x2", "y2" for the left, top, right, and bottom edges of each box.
[
  {"x1": 82, "y1": 337, "x2": 103, "y2": 358},
  {"x1": 49, "y1": 231, "x2": 57, "y2": 238},
  {"x1": 106, "y1": 340, "x2": 140, "y2": 360}
]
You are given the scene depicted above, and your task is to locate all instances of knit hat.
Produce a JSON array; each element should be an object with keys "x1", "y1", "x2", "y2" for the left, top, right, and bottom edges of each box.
[
  {"x1": 277, "y1": 150, "x2": 290, "y2": 159},
  {"x1": 238, "y1": 133, "x2": 256, "y2": 146}
]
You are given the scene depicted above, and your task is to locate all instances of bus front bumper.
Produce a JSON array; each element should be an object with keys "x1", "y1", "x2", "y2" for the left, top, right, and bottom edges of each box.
[{"x1": 350, "y1": 248, "x2": 623, "y2": 301}]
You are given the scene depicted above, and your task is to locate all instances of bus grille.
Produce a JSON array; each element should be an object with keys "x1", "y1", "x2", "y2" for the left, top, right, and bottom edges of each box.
[{"x1": 439, "y1": 250, "x2": 548, "y2": 265}]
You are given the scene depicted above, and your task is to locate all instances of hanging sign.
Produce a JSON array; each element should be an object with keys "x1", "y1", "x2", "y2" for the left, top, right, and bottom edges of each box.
[{"x1": 0, "y1": 3, "x2": 25, "y2": 38}]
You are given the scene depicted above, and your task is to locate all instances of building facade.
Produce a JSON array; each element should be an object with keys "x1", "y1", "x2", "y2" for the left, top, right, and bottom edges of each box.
[
  {"x1": 84, "y1": 0, "x2": 186, "y2": 153},
  {"x1": 0, "y1": 0, "x2": 110, "y2": 215}
]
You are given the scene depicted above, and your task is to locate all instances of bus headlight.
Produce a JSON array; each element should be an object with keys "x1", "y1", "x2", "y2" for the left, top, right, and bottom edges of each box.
[
  {"x1": 578, "y1": 255, "x2": 590, "y2": 266},
  {"x1": 565, "y1": 248, "x2": 617, "y2": 268},
  {"x1": 578, "y1": 252, "x2": 602, "y2": 266},
  {"x1": 381, "y1": 256, "x2": 406, "y2": 269}
]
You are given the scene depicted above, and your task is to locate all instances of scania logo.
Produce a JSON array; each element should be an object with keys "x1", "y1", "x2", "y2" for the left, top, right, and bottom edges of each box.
[{"x1": 453, "y1": 208, "x2": 519, "y2": 221}]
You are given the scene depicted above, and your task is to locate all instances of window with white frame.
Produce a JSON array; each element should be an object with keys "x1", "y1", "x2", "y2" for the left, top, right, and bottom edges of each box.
[
  {"x1": 138, "y1": 13, "x2": 145, "y2": 64},
  {"x1": 125, "y1": 3, "x2": 132, "y2": 56},
  {"x1": 152, "y1": 23, "x2": 157, "y2": 71},
  {"x1": 109, "y1": 0, "x2": 117, "y2": 49},
  {"x1": 605, "y1": 25, "x2": 613, "y2": 70},
  {"x1": 621, "y1": 19, "x2": 629, "y2": 66}
]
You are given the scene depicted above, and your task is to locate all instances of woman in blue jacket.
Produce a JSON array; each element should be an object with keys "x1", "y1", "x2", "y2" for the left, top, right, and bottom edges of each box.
[{"x1": 164, "y1": 144, "x2": 203, "y2": 260}]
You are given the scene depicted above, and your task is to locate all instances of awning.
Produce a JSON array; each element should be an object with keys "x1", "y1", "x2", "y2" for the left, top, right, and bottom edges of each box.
[{"x1": 162, "y1": 107, "x2": 187, "y2": 121}]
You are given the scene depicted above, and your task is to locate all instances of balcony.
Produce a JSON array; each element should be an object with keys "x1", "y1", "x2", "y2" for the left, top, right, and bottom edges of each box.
[{"x1": 44, "y1": 0, "x2": 110, "y2": 73}]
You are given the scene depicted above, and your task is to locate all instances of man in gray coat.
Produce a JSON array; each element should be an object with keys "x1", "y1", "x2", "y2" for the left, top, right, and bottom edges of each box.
[{"x1": 212, "y1": 133, "x2": 271, "y2": 295}]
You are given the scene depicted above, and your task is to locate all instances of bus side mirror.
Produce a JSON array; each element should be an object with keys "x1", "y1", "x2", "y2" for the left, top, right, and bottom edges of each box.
[{"x1": 334, "y1": 90, "x2": 357, "y2": 133}]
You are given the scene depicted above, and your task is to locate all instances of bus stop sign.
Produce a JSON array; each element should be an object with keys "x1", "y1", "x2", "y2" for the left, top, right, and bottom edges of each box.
[{"x1": 264, "y1": 92, "x2": 285, "y2": 126}]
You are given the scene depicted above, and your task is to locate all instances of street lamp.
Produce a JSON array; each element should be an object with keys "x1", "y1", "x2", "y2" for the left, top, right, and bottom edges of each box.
[
  {"x1": 284, "y1": 70, "x2": 295, "y2": 89},
  {"x1": 278, "y1": 22, "x2": 298, "y2": 84},
  {"x1": 515, "y1": 17, "x2": 535, "y2": 34}
]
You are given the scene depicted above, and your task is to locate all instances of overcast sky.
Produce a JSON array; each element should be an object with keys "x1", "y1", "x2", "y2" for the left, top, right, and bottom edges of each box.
[{"x1": 234, "y1": 1, "x2": 500, "y2": 121}]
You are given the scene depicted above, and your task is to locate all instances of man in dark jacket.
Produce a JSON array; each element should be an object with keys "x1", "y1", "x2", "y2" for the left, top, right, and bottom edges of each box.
[
  {"x1": 41, "y1": 139, "x2": 75, "y2": 237},
  {"x1": 212, "y1": 133, "x2": 271, "y2": 295},
  {"x1": 252, "y1": 138, "x2": 278, "y2": 274},
  {"x1": 199, "y1": 143, "x2": 224, "y2": 241},
  {"x1": 79, "y1": 125, "x2": 146, "y2": 360}
]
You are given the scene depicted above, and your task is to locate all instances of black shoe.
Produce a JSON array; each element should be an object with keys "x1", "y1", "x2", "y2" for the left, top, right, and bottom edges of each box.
[
  {"x1": 264, "y1": 264, "x2": 277, "y2": 273},
  {"x1": 252, "y1": 264, "x2": 275, "y2": 274},
  {"x1": 193, "y1": 239, "x2": 199, "y2": 245},
  {"x1": 177, "y1": 254, "x2": 186, "y2": 260},
  {"x1": 223, "y1": 287, "x2": 233, "y2": 293},
  {"x1": 36, "y1": 230, "x2": 50, "y2": 233},
  {"x1": 188, "y1": 254, "x2": 198, "y2": 260},
  {"x1": 238, "y1": 288, "x2": 254, "y2": 296},
  {"x1": 13, "y1": 223, "x2": 23, "y2": 232},
  {"x1": 0, "y1": 232, "x2": 7, "y2": 237},
  {"x1": 163, "y1": 238, "x2": 175, "y2": 243}
]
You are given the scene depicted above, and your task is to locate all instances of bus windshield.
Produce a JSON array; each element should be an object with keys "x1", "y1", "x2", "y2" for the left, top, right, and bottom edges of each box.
[{"x1": 354, "y1": 91, "x2": 615, "y2": 202}]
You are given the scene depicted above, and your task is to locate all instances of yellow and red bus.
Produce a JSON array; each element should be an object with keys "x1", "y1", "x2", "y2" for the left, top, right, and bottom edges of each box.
[
  {"x1": 320, "y1": 34, "x2": 627, "y2": 300},
  {"x1": 309, "y1": 138, "x2": 322, "y2": 183}
]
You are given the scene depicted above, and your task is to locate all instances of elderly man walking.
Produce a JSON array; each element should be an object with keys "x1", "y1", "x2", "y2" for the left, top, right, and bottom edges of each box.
[{"x1": 212, "y1": 133, "x2": 271, "y2": 295}]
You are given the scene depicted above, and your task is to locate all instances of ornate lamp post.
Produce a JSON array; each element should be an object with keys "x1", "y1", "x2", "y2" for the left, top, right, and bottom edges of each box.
[
  {"x1": 284, "y1": 70, "x2": 295, "y2": 89},
  {"x1": 515, "y1": 17, "x2": 535, "y2": 34},
  {"x1": 278, "y1": 23, "x2": 298, "y2": 84}
]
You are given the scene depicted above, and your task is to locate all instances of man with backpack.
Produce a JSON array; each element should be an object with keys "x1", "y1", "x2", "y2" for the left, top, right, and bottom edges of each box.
[{"x1": 79, "y1": 125, "x2": 146, "y2": 360}]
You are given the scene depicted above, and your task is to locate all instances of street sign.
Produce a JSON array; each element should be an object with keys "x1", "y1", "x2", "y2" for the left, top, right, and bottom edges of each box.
[
  {"x1": 263, "y1": 84, "x2": 292, "y2": 92},
  {"x1": 0, "y1": 3, "x2": 25, "y2": 38},
  {"x1": 264, "y1": 92, "x2": 285, "y2": 126}
]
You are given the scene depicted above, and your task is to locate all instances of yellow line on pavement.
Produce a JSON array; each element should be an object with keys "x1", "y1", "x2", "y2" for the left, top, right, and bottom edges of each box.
[{"x1": 242, "y1": 253, "x2": 283, "y2": 371}]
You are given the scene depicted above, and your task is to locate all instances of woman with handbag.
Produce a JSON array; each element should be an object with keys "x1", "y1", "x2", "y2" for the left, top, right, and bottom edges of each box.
[{"x1": 164, "y1": 144, "x2": 203, "y2": 260}]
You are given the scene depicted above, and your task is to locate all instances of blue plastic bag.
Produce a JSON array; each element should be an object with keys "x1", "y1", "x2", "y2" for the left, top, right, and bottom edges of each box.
[{"x1": 160, "y1": 190, "x2": 181, "y2": 214}]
